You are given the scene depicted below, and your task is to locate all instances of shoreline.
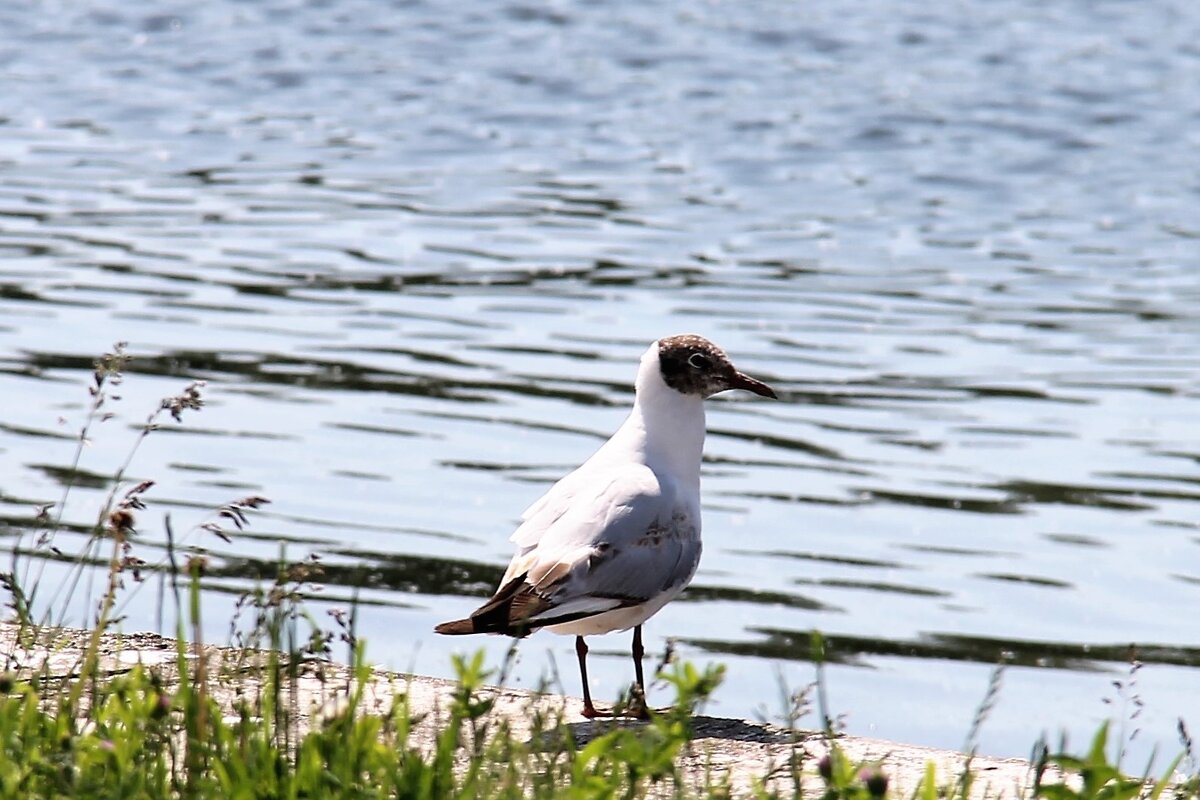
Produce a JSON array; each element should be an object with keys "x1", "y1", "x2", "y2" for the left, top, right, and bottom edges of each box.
[{"x1": 1, "y1": 621, "x2": 1041, "y2": 797}]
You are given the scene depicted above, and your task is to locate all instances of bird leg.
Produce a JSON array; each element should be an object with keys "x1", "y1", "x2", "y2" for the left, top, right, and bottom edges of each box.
[
  {"x1": 577, "y1": 630, "x2": 651, "y2": 720},
  {"x1": 632, "y1": 624, "x2": 646, "y2": 689},
  {"x1": 629, "y1": 624, "x2": 650, "y2": 719},
  {"x1": 576, "y1": 636, "x2": 605, "y2": 718}
]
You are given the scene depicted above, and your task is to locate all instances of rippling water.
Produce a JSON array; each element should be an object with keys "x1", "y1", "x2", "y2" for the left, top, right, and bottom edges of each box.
[{"x1": 2, "y1": 0, "x2": 1199, "y2": 761}]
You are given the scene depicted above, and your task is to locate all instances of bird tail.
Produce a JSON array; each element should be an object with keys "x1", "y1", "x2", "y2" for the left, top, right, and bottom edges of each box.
[
  {"x1": 434, "y1": 575, "x2": 544, "y2": 637},
  {"x1": 433, "y1": 610, "x2": 529, "y2": 636},
  {"x1": 433, "y1": 618, "x2": 478, "y2": 635}
]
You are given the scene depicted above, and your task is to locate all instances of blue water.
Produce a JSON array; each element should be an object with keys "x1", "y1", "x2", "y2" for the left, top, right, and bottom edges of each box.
[{"x1": 1, "y1": 0, "x2": 1198, "y2": 763}]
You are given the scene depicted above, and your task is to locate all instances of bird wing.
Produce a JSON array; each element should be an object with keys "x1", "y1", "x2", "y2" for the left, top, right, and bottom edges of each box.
[
  {"x1": 511, "y1": 454, "x2": 611, "y2": 549},
  {"x1": 495, "y1": 464, "x2": 701, "y2": 628}
]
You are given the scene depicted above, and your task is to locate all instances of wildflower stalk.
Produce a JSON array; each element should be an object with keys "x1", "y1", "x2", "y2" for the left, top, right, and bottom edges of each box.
[
  {"x1": 18, "y1": 342, "x2": 129, "y2": 627},
  {"x1": 43, "y1": 379, "x2": 205, "y2": 631}
]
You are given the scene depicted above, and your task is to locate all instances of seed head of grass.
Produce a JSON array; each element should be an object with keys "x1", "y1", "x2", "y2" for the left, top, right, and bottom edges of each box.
[{"x1": 160, "y1": 380, "x2": 206, "y2": 423}]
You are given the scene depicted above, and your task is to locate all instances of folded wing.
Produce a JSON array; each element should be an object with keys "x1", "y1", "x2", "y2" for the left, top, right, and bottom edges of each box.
[{"x1": 437, "y1": 464, "x2": 700, "y2": 636}]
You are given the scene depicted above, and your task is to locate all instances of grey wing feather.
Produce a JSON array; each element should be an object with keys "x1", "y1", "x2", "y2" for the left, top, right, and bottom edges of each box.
[
  {"x1": 582, "y1": 517, "x2": 702, "y2": 601},
  {"x1": 499, "y1": 464, "x2": 700, "y2": 613}
]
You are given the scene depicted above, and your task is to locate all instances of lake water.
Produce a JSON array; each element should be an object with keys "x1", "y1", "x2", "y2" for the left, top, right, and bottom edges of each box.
[{"x1": 1, "y1": 0, "x2": 1198, "y2": 764}]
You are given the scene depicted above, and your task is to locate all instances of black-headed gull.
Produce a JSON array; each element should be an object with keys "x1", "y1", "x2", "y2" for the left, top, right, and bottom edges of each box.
[{"x1": 436, "y1": 334, "x2": 776, "y2": 717}]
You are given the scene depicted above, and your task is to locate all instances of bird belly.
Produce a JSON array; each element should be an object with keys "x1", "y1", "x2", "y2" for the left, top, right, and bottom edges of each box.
[{"x1": 543, "y1": 583, "x2": 685, "y2": 637}]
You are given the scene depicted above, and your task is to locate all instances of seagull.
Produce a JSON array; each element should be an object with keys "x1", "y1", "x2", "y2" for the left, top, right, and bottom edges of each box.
[{"x1": 435, "y1": 334, "x2": 776, "y2": 718}]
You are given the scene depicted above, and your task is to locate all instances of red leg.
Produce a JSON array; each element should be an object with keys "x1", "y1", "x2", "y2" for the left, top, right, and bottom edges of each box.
[
  {"x1": 630, "y1": 625, "x2": 649, "y2": 719},
  {"x1": 577, "y1": 635, "x2": 603, "y2": 718},
  {"x1": 632, "y1": 625, "x2": 645, "y2": 691}
]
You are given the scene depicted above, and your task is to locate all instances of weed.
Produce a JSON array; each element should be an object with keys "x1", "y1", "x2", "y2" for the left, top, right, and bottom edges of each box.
[{"x1": 1, "y1": 346, "x2": 1198, "y2": 800}]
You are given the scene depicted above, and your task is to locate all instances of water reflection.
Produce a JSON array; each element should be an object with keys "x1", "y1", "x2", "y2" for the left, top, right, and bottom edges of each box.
[
  {"x1": 685, "y1": 629, "x2": 1200, "y2": 671},
  {"x1": 1, "y1": 0, "x2": 1199, "y2": 764}
]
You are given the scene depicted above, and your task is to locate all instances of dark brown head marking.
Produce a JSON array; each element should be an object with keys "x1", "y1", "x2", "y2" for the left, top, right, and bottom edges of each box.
[{"x1": 656, "y1": 334, "x2": 777, "y2": 399}]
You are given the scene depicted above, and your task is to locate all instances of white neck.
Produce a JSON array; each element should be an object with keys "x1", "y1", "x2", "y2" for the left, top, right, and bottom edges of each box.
[{"x1": 598, "y1": 343, "x2": 706, "y2": 488}]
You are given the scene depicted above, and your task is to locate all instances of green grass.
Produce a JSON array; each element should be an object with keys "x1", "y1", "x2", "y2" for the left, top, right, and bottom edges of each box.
[{"x1": 1, "y1": 345, "x2": 1198, "y2": 799}]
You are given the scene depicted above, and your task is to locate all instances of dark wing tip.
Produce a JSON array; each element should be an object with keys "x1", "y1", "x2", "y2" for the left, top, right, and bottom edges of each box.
[{"x1": 434, "y1": 618, "x2": 476, "y2": 635}]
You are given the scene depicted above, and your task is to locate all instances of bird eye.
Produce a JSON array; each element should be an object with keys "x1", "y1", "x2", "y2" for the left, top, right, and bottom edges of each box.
[{"x1": 688, "y1": 353, "x2": 711, "y2": 370}]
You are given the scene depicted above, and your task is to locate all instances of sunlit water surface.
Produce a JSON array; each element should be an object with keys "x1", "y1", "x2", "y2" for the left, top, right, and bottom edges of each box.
[{"x1": 1, "y1": 0, "x2": 1199, "y2": 762}]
